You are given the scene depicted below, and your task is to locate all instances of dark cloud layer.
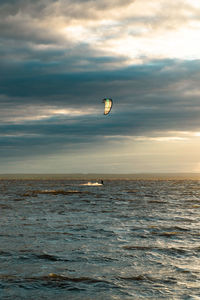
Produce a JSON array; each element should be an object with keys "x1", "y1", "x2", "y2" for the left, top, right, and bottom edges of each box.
[{"x1": 1, "y1": 58, "x2": 200, "y2": 126}]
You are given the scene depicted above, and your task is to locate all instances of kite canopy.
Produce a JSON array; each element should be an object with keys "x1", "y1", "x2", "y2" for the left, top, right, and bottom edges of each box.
[{"x1": 102, "y1": 98, "x2": 113, "y2": 115}]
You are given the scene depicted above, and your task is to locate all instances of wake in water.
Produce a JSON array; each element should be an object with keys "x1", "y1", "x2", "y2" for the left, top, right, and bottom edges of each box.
[{"x1": 81, "y1": 181, "x2": 103, "y2": 186}]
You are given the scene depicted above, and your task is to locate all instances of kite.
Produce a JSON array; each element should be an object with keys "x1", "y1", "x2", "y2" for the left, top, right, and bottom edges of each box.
[{"x1": 102, "y1": 98, "x2": 113, "y2": 115}]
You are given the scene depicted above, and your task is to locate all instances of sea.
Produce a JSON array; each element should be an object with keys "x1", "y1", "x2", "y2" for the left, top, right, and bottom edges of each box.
[{"x1": 0, "y1": 174, "x2": 200, "y2": 300}]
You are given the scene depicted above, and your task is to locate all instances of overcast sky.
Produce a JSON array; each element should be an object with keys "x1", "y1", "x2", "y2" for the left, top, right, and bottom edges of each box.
[{"x1": 1, "y1": 0, "x2": 200, "y2": 173}]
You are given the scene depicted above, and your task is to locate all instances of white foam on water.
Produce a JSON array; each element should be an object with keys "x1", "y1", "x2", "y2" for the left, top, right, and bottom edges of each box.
[{"x1": 81, "y1": 182, "x2": 103, "y2": 186}]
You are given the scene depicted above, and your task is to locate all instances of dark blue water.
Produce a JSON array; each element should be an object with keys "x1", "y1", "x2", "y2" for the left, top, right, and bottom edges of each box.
[{"x1": 0, "y1": 179, "x2": 200, "y2": 299}]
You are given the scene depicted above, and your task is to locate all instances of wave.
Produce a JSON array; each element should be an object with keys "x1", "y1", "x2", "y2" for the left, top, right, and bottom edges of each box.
[
  {"x1": 21, "y1": 190, "x2": 91, "y2": 196},
  {"x1": 122, "y1": 245, "x2": 190, "y2": 255},
  {"x1": 119, "y1": 274, "x2": 177, "y2": 284},
  {"x1": 152, "y1": 231, "x2": 185, "y2": 237},
  {"x1": 0, "y1": 250, "x2": 11, "y2": 256},
  {"x1": 33, "y1": 253, "x2": 69, "y2": 262},
  {"x1": 0, "y1": 204, "x2": 12, "y2": 209},
  {"x1": 0, "y1": 273, "x2": 111, "y2": 286},
  {"x1": 126, "y1": 189, "x2": 139, "y2": 193},
  {"x1": 19, "y1": 251, "x2": 69, "y2": 262},
  {"x1": 0, "y1": 250, "x2": 70, "y2": 262}
]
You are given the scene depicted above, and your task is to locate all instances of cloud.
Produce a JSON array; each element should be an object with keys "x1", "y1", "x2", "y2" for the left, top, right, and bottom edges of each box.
[
  {"x1": 1, "y1": 0, "x2": 200, "y2": 66},
  {"x1": 1, "y1": 0, "x2": 200, "y2": 172}
]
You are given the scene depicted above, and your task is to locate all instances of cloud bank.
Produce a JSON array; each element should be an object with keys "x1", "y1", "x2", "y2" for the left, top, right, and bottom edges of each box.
[{"x1": 1, "y1": 0, "x2": 200, "y2": 173}]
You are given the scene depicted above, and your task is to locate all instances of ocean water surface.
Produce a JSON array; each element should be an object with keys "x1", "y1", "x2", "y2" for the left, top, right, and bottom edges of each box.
[{"x1": 0, "y1": 177, "x2": 200, "y2": 299}]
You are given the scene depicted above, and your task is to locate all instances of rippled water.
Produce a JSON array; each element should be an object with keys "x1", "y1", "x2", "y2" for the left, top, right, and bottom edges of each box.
[{"x1": 0, "y1": 178, "x2": 200, "y2": 299}]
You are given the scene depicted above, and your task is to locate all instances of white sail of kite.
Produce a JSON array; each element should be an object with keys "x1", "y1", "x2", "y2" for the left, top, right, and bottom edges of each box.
[{"x1": 102, "y1": 98, "x2": 113, "y2": 115}]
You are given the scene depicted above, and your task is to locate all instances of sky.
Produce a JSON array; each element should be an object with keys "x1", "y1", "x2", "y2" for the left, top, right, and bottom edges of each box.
[{"x1": 1, "y1": 0, "x2": 200, "y2": 174}]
